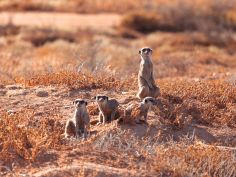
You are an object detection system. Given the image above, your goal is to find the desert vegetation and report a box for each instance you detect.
[0,0,236,176]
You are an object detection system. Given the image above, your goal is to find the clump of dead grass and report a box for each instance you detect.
[157,79,236,127]
[20,28,76,47]
[121,12,165,34]
[120,0,236,38]
[153,142,236,176]
[16,71,136,91]
[0,110,64,164]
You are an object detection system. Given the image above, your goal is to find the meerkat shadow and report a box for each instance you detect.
[89,130,98,135]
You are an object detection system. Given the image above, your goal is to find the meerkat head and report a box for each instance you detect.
[73,99,88,109]
[94,95,109,104]
[142,97,156,107]
[139,47,153,58]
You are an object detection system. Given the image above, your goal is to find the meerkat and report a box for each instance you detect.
[94,95,119,124]
[65,99,90,138]
[137,47,160,99]
[118,97,157,124]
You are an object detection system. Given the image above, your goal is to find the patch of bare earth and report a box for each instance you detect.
[0,82,235,176]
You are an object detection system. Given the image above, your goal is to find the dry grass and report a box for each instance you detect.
[14,70,236,128]
[121,12,163,34]
[120,1,236,35]
[157,79,236,127]
[0,1,236,175]
[0,110,64,164]
[15,71,136,91]
[153,142,236,176]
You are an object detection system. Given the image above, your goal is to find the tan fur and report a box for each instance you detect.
[95,95,119,124]
[65,99,90,138]
[137,47,160,99]
[118,97,156,124]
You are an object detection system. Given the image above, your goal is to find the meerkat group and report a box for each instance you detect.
[65,47,160,139]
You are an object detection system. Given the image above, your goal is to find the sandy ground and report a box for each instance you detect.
[0,84,235,176]
[0,11,235,176]
[0,12,121,31]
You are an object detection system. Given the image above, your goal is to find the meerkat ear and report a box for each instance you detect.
[139,50,141,54]
[73,101,75,105]
[93,96,96,100]
[85,101,88,106]
[106,96,109,100]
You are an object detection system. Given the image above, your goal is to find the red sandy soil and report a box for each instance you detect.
[0,84,235,176]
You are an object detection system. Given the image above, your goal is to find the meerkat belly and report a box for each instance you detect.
[77,117,85,130]
[138,76,149,87]
[139,63,152,81]
[75,111,85,128]
[103,108,112,117]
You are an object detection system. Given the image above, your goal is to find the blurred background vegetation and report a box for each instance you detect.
[0,0,236,82]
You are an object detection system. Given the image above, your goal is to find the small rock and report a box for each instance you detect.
[12,100,21,105]
[34,112,43,116]
[7,110,16,115]
[51,88,57,92]
[0,84,5,89]
[6,85,22,90]
[0,90,7,96]
[7,90,28,97]
[36,90,49,97]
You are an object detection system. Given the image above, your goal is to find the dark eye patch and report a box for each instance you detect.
[104,96,108,100]
[79,100,85,104]
[97,96,102,100]
[142,48,152,53]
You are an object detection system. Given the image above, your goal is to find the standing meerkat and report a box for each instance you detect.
[94,95,119,124]
[118,97,157,124]
[137,47,160,99]
[65,99,90,138]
